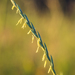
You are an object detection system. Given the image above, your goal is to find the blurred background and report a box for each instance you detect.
[0,0,75,75]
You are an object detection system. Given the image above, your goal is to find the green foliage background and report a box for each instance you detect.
[0,0,75,75]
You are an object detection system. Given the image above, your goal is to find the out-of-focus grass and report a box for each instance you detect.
[0,0,75,75]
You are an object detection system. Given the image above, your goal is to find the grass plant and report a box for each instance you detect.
[10,0,56,75]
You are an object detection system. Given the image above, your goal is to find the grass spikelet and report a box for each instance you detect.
[21,20,27,29]
[32,35,34,43]
[16,18,23,25]
[44,60,47,68]
[48,66,51,73]
[27,30,31,34]
[36,45,39,53]
[42,53,46,61]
